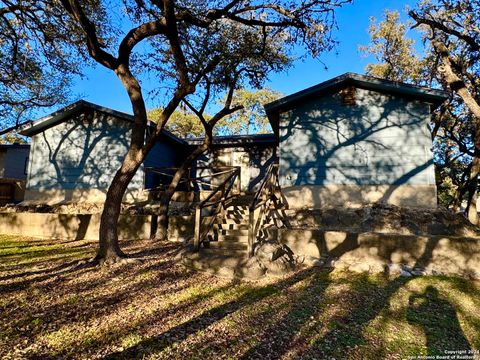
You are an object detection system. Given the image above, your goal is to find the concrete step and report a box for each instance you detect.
[210,228,249,236]
[207,233,249,242]
[213,222,249,230]
[226,204,250,210]
[223,215,249,222]
[207,241,248,250]
[225,207,249,213]
[224,215,248,222]
[218,218,249,226]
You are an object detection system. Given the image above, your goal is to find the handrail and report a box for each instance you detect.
[144,165,238,193]
[193,166,241,250]
[249,162,278,211]
[248,163,280,257]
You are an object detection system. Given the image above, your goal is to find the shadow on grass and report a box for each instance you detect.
[1,237,477,360]
[407,285,471,355]
[105,268,318,359]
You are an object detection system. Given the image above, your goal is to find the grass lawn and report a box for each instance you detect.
[0,234,479,360]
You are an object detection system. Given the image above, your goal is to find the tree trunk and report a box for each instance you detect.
[154,142,210,240]
[452,185,465,212]
[466,157,480,225]
[95,149,145,263]
[433,40,480,225]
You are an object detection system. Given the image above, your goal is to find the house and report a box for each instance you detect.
[17,73,448,209]
[0,143,30,180]
[264,72,448,209]
[18,100,189,204]
[0,143,30,203]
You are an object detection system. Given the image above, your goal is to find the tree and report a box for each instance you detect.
[409,0,480,224]
[44,0,352,263]
[148,107,205,138]
[359,10,429,85]
[216,88,283,135]
[149,88,281,138]
[148,87,281,241]
[0,1,90,129]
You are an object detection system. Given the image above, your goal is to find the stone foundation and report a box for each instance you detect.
[281,184,437,209]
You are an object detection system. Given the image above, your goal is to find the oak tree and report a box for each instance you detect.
[44,0,352,263]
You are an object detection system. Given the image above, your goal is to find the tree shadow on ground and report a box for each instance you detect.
[407,285,472,355]
[1,237,477,360]
[105,268,318,359]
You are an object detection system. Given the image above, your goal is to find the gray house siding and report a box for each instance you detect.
[0,146,29,180]
[278,87,436,208]
[27,111,143,190]
[25,110,145,203]
[143,135,189,189]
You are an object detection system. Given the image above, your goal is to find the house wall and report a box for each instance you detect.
[196,143,276,192]
[143,135,189,190]
[3,147,29,179]
[279,87,436,208]
[0,146,29,180]
[25,111,146,203]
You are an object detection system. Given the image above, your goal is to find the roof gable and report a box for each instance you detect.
[264,72,450,135]
[18,100,186,145]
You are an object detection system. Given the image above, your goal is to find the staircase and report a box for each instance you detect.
[205,204,250,257]
[183,163,287,278]
[204,199,286,255]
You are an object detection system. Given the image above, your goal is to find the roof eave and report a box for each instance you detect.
[264,73,450,135]
[18,100,188,146]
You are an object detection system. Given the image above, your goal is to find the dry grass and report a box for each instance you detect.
[0,234,479,359]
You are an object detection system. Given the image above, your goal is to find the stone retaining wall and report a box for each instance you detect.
[275,229,480,279]
[0,212,149,240]
[1,211,478,278]
[0,212,196,241]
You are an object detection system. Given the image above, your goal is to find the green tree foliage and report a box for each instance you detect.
[360,10,428,84]
[149,88,281,138]
[148,107,205,138]
[217,88,283,135]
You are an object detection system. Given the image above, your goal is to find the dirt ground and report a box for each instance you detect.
[1,235,479,359]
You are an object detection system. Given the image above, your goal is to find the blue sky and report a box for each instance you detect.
[71,1,420,115]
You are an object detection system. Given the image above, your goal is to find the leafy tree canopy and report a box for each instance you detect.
[148,106,206,138]
[217,88,283,135]
[359,9,430,85]
[15,0,353,260]
[0,1,104,128]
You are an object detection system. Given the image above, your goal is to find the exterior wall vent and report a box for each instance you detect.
[340,86,356,106]
[82,110,95,125]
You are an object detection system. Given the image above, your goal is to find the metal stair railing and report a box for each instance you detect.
[144,166,239,193]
